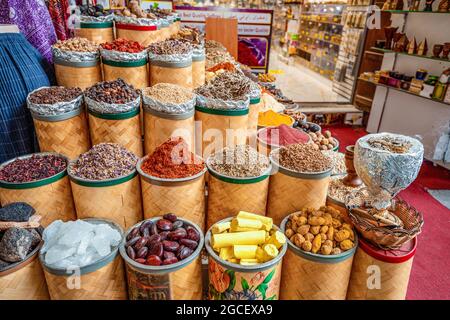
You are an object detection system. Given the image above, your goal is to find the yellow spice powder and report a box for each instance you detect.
[258,110,294,127]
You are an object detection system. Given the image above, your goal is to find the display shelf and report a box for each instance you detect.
[370,47,450,63]
[358,78,450,106]
[301,18,344,26]
[383,10,450,14]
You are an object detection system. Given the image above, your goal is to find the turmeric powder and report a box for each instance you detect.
[258,110,294,127]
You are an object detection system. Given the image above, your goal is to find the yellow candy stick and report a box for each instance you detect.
[262,244,279,262]
[212,230,266,249]
[237,211,273,231]
[228,258,239,263]
[267,231,286,249]
[240,258,259,265]
[212,222,231,234]
[256,247,265,262]
[219,247,234,260]
[233,245,258,259]
[230,218,262,232]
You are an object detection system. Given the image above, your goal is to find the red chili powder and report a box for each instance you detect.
[259,124,310,146]
[141,137,205,179]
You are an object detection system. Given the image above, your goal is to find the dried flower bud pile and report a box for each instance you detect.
[148,39,192,55]
[142,84,194,105]
[285,206,355,255]
[278,143,332,173]
[101,38,145,53]
[53,37,98,52]
[195,72,253,102]
[0,154,67,183]
[211,211,285,265]
[85,79,139,105]
[125,214,200,266]
[28,87,82,105]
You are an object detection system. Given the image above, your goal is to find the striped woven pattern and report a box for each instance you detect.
[170,257,203,299]
[54,63,102,90]
[103,64,149,90]
[192,60,205,88]
[150,64,193,89]
[75,27,114,44]
[116,29,160,46]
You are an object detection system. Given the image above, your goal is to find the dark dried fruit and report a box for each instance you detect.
[172,220,183,230]
[186,226,200,242]
[135,258,146,264]
[163,213,177,222]
[125,236,140,248]
[163,251,176,259]
[127,227,140,240]
[157,219,172,231]
[177,246,193,260]
[162,240,179,252]
[140,221,152,234]
[163,257,179,265]
[127,246,136,260]
[146,255,162,266]
[150,223,159,235]
[148,242,163,257]
[142,227,150,238]
[133,237,147,250]
[136,247,148,259]
[147,234,161,244]
[85,79,139,105]
[28,86,82,105]
[168,228,187,241]
[180,238,198,250]
[159,231,169,241]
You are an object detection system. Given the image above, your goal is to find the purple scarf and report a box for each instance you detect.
[0,0,57,64]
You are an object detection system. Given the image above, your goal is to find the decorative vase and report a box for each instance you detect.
[424,0,435,11]
[433,44,444,58]
[384,26,399,50]
[342,145,363,188]
[442,43,450,60]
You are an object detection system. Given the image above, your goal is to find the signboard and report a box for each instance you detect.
[175,6,274,73]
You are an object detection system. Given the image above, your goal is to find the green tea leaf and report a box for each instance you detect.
[262,268,275,284]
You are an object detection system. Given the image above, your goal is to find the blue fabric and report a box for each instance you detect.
[0,33,50,163]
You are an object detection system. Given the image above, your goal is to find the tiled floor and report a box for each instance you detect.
[268,50,349,103]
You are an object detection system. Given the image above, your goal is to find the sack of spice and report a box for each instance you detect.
[148,39,193,66]
[142,83,195,115]
[273,143,332,174]
[258,124,310,147]
[52,37,100,63]
[26,86,83,116]
[84,79,141,114]
[100,38,148,62]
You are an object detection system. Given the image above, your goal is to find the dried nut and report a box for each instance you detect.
[157,219,173,231]
[127,246,136,260]
[324,240,333,248]
[319,233,327,242]
[297,224,310,236]
[321,245,332,255]
[146,255,162,266]
[285,228,295,238]
[320,225,329,234]
[163,213,178,222]
[310,226,321,235]
[179,238,198,250]
[302,240,312,252]
[335,229,350,242]
[340,239,354,251]
[292,234,305,247]
[331,248,342,255]
[168,228,187,240]
[305,233,314,242]
[298,216,307,225]
[312,234,322,253]
[186,226,200,242]
[323,214,333,226]
[326,226,335,241]
[332,218,342,228]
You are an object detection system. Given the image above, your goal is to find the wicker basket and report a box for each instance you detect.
[195,106,249,159]
[0,241,49,300]
[267,150,331,225]
[137,157,206,231]
[54,58,102,90]
[150,61,193,89]
[248,97,262,147]
[120,217,204,300]
[0,153,76,227]
[103,59,149,90]
[75,21,114,44]
[88,108,143,158]
[68,166,143,230]
[347,238,416,300]
[40,219,127,300]
[205,217,287,300]
[279,214,357,300]
[192,55,205,89]
[116,23,160,46]
[143,108,195,155]
[206,161,270,229]
[32,107,91,160]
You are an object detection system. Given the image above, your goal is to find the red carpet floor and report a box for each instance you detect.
[329,126,450,300]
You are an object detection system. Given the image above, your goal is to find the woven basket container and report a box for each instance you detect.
[267,149,331,225]
[192,57,205,89]
[75,21,114,44]
[143,108,195,155]
[0,153,76,227]
[120,217,204,300]
[103,59,149,89]
[206,161,271,229]
[54,58,102,90]
[137,157,206,231]
[88,108,143,157]
[248,98,262,146]
[205,217,287,300]
[347,238,416,300]
[116,23,159,46]
[40,219,127,300]
[68,166,143,230]
[279,214,357,300]
[195,106,249,159]
[150,61,193,89]
[0,240,49,300]
[326,196,351,224]
[32,107,91,160]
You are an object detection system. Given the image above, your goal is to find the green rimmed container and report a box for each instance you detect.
[267,148,332,225]
[195,105,249,158]
[102,58,149,90]
[68,160,143,230]
[40,218,127,300]
[137,156,207,232]
[87,106,143,157]
[120,217,204,300]
[206,156,271,229]
[0,152,76,227]
[279,214,357,300]
[205,217,287,300]
[54,57,102,90]
[75,21,114,44]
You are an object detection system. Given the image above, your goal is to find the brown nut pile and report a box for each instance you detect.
[148,39,192,55]
[309,130,338,151]
[285,206,355,255]
[53,37,98,52]
[116,0,156,19]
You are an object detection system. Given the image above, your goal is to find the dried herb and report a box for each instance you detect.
[195,72,253,101]
[85,79,139,105]
[29,87,82,105]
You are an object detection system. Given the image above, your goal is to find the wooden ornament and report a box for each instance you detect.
[417,39,428,56]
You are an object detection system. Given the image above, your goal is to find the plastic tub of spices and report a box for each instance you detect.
[347,237,417,300]
[0,153,76,227]
[267,144,332,225]
[257,125,311,158]
[137,138,207,231]
[68,143,143,230]
[120,215,204,300]
[206,145,271,229]
[206,215,287,300]
[39,218,127,300]
[280,209,358,300]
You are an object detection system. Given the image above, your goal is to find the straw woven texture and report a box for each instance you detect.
[248,101,262,146]
[346,247,413,300]
[267,172,329,225]
[143,112,195,155]
[150,64,193,89]
[169,256,203,299]
[71,176,143,230]
[192,60,205,88]
[195,110,248,159]
[206,174,269,229]
[103,64,149,89]
[54,63,102,90]
[116,28,160,46]
[44,255,127,300]
[0,176,76,227]
[141,174,206,231]
[33,111,91,160]
[0,257,49,300]
[280,249,353,300]
[75,27,114,44]
[257,139,272,158]
[88,113,143,157]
